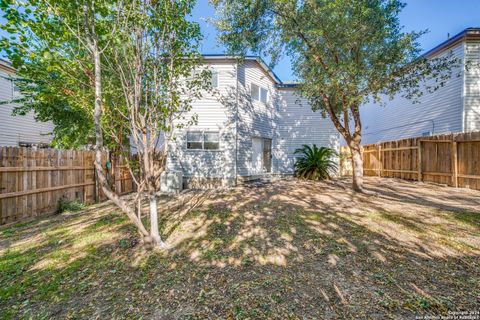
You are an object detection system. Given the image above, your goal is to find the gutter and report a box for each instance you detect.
[234,60,239,185]
[423,27,480,58]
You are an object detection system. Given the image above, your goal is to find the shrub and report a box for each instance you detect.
[294,144,338,180]
[58,199,85,213]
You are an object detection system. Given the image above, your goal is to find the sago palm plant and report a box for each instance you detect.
[294,145,338,180]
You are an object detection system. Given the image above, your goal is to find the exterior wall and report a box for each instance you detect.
[166,58,340,185]
[360,42,465,145]
[167,61,237,185]
[236,60,277,177]
[274,88,340,174]
[0,64,54,146]
[464,40,480,132]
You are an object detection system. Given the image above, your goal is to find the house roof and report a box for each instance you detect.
[203,27,480,87]
[423,27,480,58]
[0,58,15,73]
[202,54,291,86]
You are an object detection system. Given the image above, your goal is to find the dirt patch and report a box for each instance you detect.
[1,177,479,319]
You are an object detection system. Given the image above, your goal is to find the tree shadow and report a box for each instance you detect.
[1,177,479,319]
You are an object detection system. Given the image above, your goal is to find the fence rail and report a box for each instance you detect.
[0,147,134,225]
[341,131,480,191]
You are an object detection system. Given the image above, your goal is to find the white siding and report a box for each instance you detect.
[464,40,480,132]
[360,42,465,144]
[167,61,237,180]
[236,60,277,176]
[166,58,341,181]
[274,88,340,174]
[0,65,54,146]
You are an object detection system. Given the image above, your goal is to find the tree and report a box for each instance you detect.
[0,0,98,148]
[212,0,456,192]
[1,0,207,247]
[93,0,208,247]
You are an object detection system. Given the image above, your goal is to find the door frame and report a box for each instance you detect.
[251,136,272,175]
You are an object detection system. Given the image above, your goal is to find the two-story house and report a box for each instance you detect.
[361,27,480,144]
[166,55,340,187]
[0,58,54,147]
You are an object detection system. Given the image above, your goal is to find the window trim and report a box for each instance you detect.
[189,69,219,89]
[251,83,268,104]
[260,87,268,104]
[211,71,219,88]
[11,79,21,98]
[186,130,221,151]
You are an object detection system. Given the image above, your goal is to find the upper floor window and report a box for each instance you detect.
[187,131,220,150]
[251,83,268,104]
[260,87,268,104]
[211,71,218,88]
[12,80,21,98]
[190,70,219,89]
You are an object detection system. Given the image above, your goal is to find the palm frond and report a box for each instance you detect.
[294,144,337,180]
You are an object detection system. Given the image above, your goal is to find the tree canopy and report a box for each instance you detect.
[1,0,208,247]
[212,0,456,191]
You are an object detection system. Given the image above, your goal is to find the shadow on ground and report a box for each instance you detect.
[0,177,479,319]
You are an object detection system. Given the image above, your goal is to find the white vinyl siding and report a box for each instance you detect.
[166,57,341,182]
[359,42,465,144]
[0,65,54,146]
[167,61,237,180]
[275,88,340,174]
[236,60,277,176]
[464,40,480,132]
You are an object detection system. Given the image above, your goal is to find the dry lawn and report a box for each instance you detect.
[1,177,479,319]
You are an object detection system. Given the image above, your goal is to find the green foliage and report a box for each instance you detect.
[212,0,457,191]
[213,0,457,116]
[294,145,337,180]
[0,0,205,150]
[0,0,106,148]
[58,199,85,213]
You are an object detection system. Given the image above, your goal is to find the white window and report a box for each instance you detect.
[211,71,218,88]
[11,79,21,98]
[187,131,220,150]
[190,70,218,89]
[251,83,268,104]
[260,87,268,104]
[251,83,260,101]
[186,132,203,149]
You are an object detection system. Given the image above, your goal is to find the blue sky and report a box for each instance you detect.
[193,0,480,81]
[1,0,479,81]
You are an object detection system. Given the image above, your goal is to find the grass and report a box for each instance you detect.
[0,177,479,319]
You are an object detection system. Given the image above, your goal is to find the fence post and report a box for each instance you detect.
[93,156,99,203]
[377,145,382,177]
[417,141,422,182]
[452,141,458,188]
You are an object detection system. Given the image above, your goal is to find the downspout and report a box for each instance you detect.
[461,41,466,133]
[234,61,239,185]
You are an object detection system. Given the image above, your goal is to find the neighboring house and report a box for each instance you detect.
[167,55,340,187]
[361,27,480,144]
[0,59,54,147]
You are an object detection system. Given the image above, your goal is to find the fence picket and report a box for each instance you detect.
[340,132,480,191]
[0,147,134,225]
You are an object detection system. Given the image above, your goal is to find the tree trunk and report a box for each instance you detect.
[84,10,150,241]
[349,141,364,192]
[148,194,166,248]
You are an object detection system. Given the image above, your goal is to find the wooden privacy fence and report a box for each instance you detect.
[0,147,134,225]
[341,131,480,191]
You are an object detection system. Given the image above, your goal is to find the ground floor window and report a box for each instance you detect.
[187,131,220,150]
